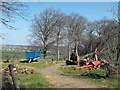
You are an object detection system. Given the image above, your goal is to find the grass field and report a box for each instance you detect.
[1,49,58,88]
[2,50,119,88]
[1,50,25,60]
[1,50,58,61]
[59,66,120,88]
[2,59,56,88]
[16,72,50,88]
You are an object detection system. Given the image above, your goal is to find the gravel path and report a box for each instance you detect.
[39,63,98,88]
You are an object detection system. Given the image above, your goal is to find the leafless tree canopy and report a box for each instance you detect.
[0,0,28,31]
[28,3,119,74]
[29,8,119,66]
[30,8,66,58]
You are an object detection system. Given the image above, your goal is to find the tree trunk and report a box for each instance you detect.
[57,44,59,61]
[76,49,80,66]
[68,41,71,61]
[91,44,93,53]
[68,31,71,61]
[8,64,19,90]
[43,50,47,59]
[75,41,80,66]
[43,40,47,59]
[57,35,60,61]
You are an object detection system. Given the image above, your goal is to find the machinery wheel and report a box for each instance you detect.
[28,58,32,63]
[66,60,71,65]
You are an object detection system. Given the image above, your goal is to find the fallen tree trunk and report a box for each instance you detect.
[8,64,19,90]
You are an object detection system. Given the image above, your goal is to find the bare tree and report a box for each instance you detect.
[117,2,120,86]
[65,14,76,61]
[107,2,120,85]
[54,12,65,61]
[65,13,86,66]
[72,14,86,66]
[84,22,97,54]
[116,1,120,75]
[30,8,65,59]
[0,0,28,37]
[86,18,118,76]
[92,18,118,63]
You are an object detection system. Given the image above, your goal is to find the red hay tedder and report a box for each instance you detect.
[80,42,101,69]
[66,41,102,69]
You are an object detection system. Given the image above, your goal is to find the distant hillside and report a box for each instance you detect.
[1,45,40,51]
[1,45,71,58]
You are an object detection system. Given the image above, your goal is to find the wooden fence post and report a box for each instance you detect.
[8,64,19,90]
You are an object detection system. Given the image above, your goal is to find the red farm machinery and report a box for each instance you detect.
[66,41,106,69]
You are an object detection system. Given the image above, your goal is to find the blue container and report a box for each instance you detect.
[25,51,41,59]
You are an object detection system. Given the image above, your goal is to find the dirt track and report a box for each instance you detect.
[39,63,99,88]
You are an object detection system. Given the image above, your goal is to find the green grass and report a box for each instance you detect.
[1,50,66,88]
[1,50,59,61]
[2,59,56,70]
[90,75,120,88]
[59,66,87,76]
[2,59,57,88]
[1,50,25,60]
[59,66,120,88]
[16,72,50,88]
[28,60,56,69]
